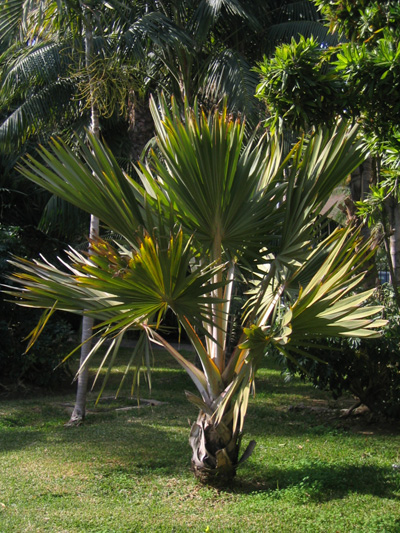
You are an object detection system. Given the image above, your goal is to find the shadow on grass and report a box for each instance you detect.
[0,401,68,452]
[0,428,47,452]
[234,461,400,501]
[1,359,399,505]
[0,401,193,479]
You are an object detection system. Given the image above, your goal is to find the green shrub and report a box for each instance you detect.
[284,287,400,419]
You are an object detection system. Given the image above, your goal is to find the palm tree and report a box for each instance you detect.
[1,0,107,422]
[7,97,385,484]
[1,0,338,424]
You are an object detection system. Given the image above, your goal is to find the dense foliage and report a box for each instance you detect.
[255,1,400,416]
[255,35,345,131]
[0,225,74,390]
[314,0,400,42]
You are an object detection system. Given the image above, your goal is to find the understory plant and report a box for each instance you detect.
[6,97,386,485]
[284,285,400,419]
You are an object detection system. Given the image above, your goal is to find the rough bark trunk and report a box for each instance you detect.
[127,98,155,162]
[349,158,373,241]
[189,411,256,486]
[388,199,400,286]
[189,411,242,485]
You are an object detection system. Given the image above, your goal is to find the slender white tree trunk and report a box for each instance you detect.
[389,200,400,285]
[67,7,100,425]
[67,214,99,424]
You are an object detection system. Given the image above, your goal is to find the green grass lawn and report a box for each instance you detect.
[1,348,399,532]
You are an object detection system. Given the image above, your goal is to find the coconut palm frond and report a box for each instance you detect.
[38,196,89,240]
[121,11,193,60]
[1,41,72,101]
[0,0,24,45]
[191,0,261,42]
[276,1,320,23]
[266,20,336,50]
[203,50,260,118]
[0,80,77,150]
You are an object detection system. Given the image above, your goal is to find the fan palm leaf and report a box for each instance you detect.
[138,95,283,260]
[18,132,145,241]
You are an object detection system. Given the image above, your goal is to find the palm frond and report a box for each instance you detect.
[17,131,145,240]
[265,20,335,49]
[38,196,89,240]
[121,11,193,60]
[0,80,76,150]
[6,227,226,335]
[274,120,367,267]
[203,50,260,118]
[238,224,379,379]
[139,95,283,259]
[0,0,24,45]
[241,226,385,364]
[1,41,72,101]
[191,0,260,42]
[276,1,320,22]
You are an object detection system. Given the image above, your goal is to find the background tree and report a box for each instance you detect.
[254,1,400,413]
[0,0,189,405]
[255,2,400,292]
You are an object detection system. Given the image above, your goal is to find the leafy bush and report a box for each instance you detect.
[0,225,74,391]
[284,287,400,419]
[255,36,347,131]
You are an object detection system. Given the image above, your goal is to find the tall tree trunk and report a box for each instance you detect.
[349,158,373,231]
[67,215,98,425]
[127,97,154,162]
[387,197,400,301]
[67,7,99,425]
[344,157,380,288]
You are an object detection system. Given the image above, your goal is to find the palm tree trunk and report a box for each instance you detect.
[127,97,154,161]
[344,158,379,288]
[388,199,400,289]
[189,410,242,485]
[189,409,256,486]
[67,214,98,425]
[67,6,99,425]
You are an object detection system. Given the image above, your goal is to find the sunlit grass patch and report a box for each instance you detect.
[1,352,399,532]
